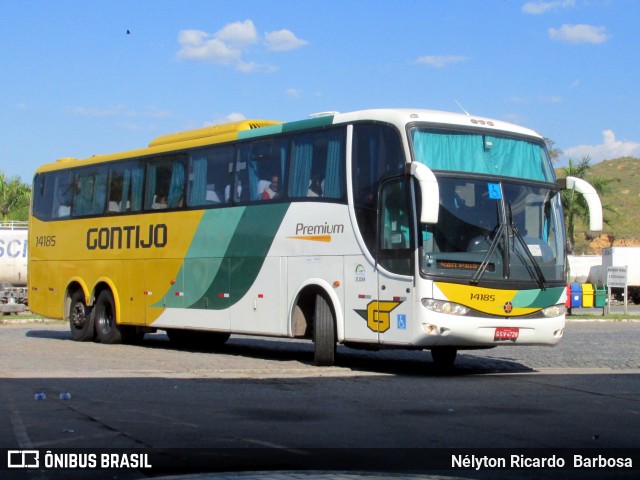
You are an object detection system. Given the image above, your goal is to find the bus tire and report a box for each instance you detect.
[94,290,122,344]
[313,294,336,366]
[69,290,94,342]
[431,347,457,370]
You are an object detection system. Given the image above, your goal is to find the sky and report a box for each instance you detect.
[2,0,639,183]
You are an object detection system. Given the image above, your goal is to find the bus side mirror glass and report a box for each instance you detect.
[410,162,439,224]
[558,176,603,231]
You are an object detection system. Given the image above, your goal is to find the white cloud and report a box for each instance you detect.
[177,20,306,73]
[215,19,258,46]
[522,0,575,15]
[265,29,308,51]
[225,112,246,122]
[205,112,247,126]
[177,28,242,65]
[415,55,468,68]
[548,24,609,44]
[286,88,302,98]
[564,130,640,163]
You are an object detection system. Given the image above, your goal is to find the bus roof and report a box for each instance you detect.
[332,108,542,139]
[35,108,542,175]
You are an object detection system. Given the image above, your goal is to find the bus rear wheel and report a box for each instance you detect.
[94,290,122,344]
[313,294,336,366]
[69,290,94,342]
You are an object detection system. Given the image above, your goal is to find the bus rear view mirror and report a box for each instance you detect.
[410,162,439,224]
[558,176,603,231]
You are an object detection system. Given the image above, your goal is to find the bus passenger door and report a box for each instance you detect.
[343,255,380,344]
[375,178,415,345]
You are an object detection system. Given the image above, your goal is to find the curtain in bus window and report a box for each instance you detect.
[92,172,107,214]
[485,136,546,181]
[280,144,287,187]
[413,131,549,181]
[145,164,157,208]
[290,135,313,197]
[121,169,131,212]
[74,175,94,216]
[130,165,144,211]
[189,156,207,206]
[413,131,484,173]
[168,161,185,207]
[247,155,259,200]
[324,134,343,198]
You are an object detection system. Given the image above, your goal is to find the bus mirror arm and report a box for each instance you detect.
[409,162,439,224]
[559,176,603,231]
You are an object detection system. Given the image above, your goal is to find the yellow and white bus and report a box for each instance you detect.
[28,109,602,367]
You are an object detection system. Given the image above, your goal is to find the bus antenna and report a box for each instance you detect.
[454,100,470,116]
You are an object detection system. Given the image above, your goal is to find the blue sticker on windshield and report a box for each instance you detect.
[488,183,502,199]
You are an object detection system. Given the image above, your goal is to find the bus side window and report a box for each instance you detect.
[187,145,233,207]
[73,166,108,217]
[237,139,287,202]
[53,172,75,219]
[108,160,144,213]
[378,178,412,275]
[145,155,187,210]
[32,173,55,221]
[287,128,345,201]
[352,123,405,255]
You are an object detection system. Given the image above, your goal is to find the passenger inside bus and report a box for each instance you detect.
[152,193,168,209]
[307,175,323,197]
[261,175,281,200]
[205,184,221,203]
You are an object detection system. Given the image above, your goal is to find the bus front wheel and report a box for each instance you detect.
[94,290,122,344]
[313,294,336,366]
[69,290,94,342]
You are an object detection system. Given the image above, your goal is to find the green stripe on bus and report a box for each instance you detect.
[513,286,564,308]
[282,116,334,133]
[238,124,284,140]
[237,116,335,141]
[157,203,290,310]
[197,203,290,309]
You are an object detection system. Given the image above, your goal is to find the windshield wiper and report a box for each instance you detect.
[510,223,547,290]
[470,223,505,285]
[505,202,547,290]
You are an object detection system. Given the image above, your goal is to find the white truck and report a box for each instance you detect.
[0,221,28,313]
[589,247,640,304]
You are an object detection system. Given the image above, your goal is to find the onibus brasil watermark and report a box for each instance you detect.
[7,450,152,469]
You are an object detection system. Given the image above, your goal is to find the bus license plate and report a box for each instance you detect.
[494,327,519,341]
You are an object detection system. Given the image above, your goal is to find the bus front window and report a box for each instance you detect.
[420,177,565,287]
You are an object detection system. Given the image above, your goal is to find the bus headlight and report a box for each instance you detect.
[422,298,469,316]
[542,304,564,317]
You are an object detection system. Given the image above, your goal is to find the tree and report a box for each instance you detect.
[544,137,563,164]
[0,171,31,221]
[560,156,618,253]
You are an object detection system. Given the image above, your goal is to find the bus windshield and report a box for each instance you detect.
[410,127,565,287]
[419,176,566,287]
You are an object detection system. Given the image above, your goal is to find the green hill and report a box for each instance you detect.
[558,156,640,253]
